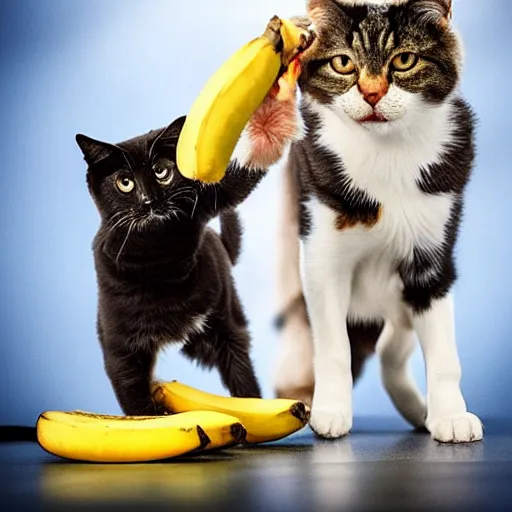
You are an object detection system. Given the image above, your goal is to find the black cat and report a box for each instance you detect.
[76,59,302,415]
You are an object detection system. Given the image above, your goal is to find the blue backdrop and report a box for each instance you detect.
[0,0,510,426]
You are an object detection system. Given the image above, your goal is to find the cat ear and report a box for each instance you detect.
[440,0,453,26]
[306,0,356,34]
[307,0,335,29]
[409,0,453,30]
[289,15,313,32]
[149,116,187,156]
[75,134,119,166]
[160,115,187,141]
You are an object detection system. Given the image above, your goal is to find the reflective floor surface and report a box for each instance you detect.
[1,417,511,511]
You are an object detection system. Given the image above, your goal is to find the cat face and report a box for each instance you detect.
[299,0,461,134]
[76,116,195,239]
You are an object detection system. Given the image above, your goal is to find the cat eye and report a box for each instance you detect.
[115,175,135,194]
[392,52,418,72]
[331,55,356,75]
[153,160,174,186]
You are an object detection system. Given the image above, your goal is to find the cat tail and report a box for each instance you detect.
[272,148,383,406]
[272,149,315,406]
[220,209,243,266]
[273,149,305,331]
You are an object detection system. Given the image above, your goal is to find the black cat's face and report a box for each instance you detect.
[76,116,196,240]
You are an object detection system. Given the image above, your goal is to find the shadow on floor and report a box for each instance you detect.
[1,417,511,511]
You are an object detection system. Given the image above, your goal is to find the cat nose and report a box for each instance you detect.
[138,192,151,205]
[140,198,152,212]
[358,72,389,107]
[363,91,384,107]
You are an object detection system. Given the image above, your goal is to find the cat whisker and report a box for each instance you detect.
[109,213,135,233]
[115,219,136,263]
[105,213,127,231]
[175,192,199,201]
[168,192,195,203]
[108,211,126,223]
[134,217,150,232]
[168,207,181,221]
[191,192,199,219]
[168,187,197,200]
[167,189,200,218]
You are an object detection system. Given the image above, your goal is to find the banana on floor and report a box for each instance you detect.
[152,381,310,444]
[37,409,246,463]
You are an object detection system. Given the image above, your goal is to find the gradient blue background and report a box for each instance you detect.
[0,0,510,426]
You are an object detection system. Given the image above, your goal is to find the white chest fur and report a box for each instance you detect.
[301,98,458,322]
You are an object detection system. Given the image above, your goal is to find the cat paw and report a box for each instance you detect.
[427,413,483,443]
[310,409,352,439]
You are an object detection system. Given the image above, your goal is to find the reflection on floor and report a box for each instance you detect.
[1,417,511,511]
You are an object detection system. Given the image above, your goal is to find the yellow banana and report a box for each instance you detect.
[176,16,312,184]
[37,409,245,463]
[152,381,310,444]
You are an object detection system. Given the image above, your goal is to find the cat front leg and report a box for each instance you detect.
[413,293,483,443]
[103,346,162,416]
[231,60,304,172]
[302,234,355,439]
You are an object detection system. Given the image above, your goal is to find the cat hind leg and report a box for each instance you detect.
[273,293,315,407]
[181,310,262,399]
[376,321,427,429]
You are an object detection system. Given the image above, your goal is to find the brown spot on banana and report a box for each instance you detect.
[196,425,211,450]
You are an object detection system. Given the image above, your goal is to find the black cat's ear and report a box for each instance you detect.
[75,134,119,166]
[160,115,187,141]
[149,116,187,156]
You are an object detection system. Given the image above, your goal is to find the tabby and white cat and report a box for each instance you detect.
[273,0,483,443]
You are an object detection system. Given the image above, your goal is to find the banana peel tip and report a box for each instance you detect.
[290,402,310,425]
[230,422,248,445]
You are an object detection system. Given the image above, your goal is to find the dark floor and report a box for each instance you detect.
[1,417,511,511]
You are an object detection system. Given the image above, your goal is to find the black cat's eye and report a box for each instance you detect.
[115,175,135,194]
[392,52,418,72]
[153,159,174,186]
[331,55,356,75]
